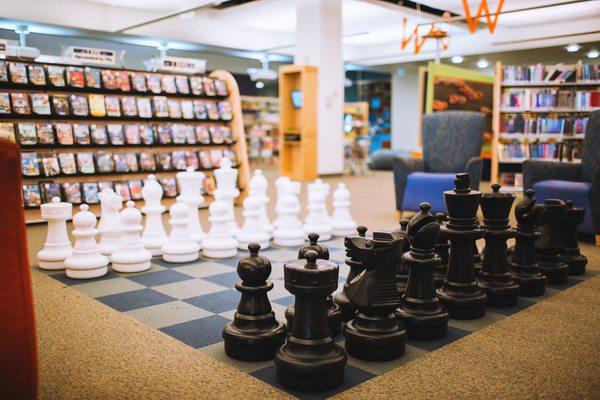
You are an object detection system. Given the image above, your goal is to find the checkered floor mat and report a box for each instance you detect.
[41,237,597,399]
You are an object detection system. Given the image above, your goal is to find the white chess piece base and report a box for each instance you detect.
[202,247,238,259]
[99,236,120,256]
[237,238,270,250]
[163,252,199,263]
[112,261,152,273]
[65,255,109,279]
[162,243,200,263]
[66,266,108,279]
[38,259,66,270]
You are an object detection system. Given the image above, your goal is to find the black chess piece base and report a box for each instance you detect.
[510,272,547,297]
[562,254,587,275]
[477,278,519,307]
[275,336,346,391]
[343,313,406,361]
[434,269,446,288]
[285,299,342,336]
[539,260,569,285]
[436,283,487,319]
[395,308,448,340]
[333,291,356,322]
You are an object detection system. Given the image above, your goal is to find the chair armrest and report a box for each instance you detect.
[522,159,581,189]
[465,157,482,191]
[393,156,426,211]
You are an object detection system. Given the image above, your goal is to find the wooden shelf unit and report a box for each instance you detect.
[491,61,599,189]
[278,65,318,181]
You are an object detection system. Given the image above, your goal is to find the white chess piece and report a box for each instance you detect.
[236,195,270,250]
[176,166,207,245]
[98,188,123,256]
[249,169,273,238]
[141,175,168,256]
[303,191,333,241]
[111,201,152,273]
[331,183,357,236]
[202,199,238,258]
[162,199,200,263]
[273,177,301,228]
[273,193,305,247]
[64,204,109,279]
[213,157,240,236]
[37,197,73,270]
[307,178,331,221]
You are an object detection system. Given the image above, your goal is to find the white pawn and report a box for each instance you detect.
[213,157,240,236]
[273,193,305,247]
[162,199,200,263]
[273,177,301,228]
[98,189,123,256]
[141,175,168,256]
[249,169,273,238]
[202,200,238,258]
[176,166,207,245]
[37,197,73,270]
[65,204,109,279]
[111,201,152,273]
[303,191,333,241]
[331,183,357,236]
[307,178,331,221]
[237,195,270,250]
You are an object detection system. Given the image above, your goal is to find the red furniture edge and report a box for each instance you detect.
[0,140,38,399]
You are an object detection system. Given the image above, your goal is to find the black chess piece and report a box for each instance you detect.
[395,203,449,340]
[477,184,520,307]
[436,173,487,319]
[535,199,569,285]
[509,189,547,296]
[433,213,449,287]
[274,251,347,391]
[343,231,407,361]
[394,220,410,295]
[286,233,342,336]
[559,201,588,275]
[334,226,368,322]
[473,240,482,276]
[222,243,287,361]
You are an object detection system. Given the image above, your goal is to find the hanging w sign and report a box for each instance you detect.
[462,0,506,34]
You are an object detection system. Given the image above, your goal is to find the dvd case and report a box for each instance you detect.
[121,96,138,117]
[52,94,70,116]
[189,76,204,96]
[181,100,194,119]
[210,149,223,167]
[0,92,10,114]
[171,124,187,144]
[23,184,42,208]
[0,61,8,82]
[11,93,31,114]
[137,97,152,118]
[195,125,211,144]
[130,73,147,92]
[107,124,125,145]
[185,151,199,170]
[214,79,229,96]
[40,153,60,177]
[125,153,139,172]
[203,174,216,196]
[67,66,85,88]
[113,153,129,172]
[155,152,172,171]
[198,150,212,169]
[167,99,182,119]
[159,177,178,197]
[55,123,74,145]
[31,93,52,115]
[84,67,101,89]
[146,74,162,94]
[69,94,89,116]
[184,124,196,144]
[205,101,220,120]
[139,152,156,172]
[9,62,28,84]
[124,124,141,145]
[82,182,100,204]
[139,124,154,145]
[98,181,115,192]
[88,94,107,117]
[40,181,62,203]
[17,123,38,145]
[62,182,82,204]
[114,181,131,201]
[77,152,95,174]
[73,124,91,145]
[175,75,190,94]
[218,101,233,120]
[128,180,143,200]
[161,75,177,94]
[95,152,115,173]
[221,126,234,144]
[28,64,47,86]
[47,65,66,87]
[21,152,40,176]
[0,122,15,142]
[90,124,109,145]
[116,71,131,91]
[155,124,172,144]
[58,153,77,175]
[202,77,217,96]
[36,123,55,145]
[172,150,187,170]
[208,125,224,144]
[192,100,208,120]
[153,96,169,118]
[101,69,118,90]
[105,95,121,117]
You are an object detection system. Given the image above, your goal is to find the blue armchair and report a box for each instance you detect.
[393,111,484,214]
[523,110,600,239]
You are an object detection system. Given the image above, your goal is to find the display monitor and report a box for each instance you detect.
[291,90,303,109]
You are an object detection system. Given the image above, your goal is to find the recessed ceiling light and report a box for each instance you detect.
[451,55,464,64]
[565,44,581,53]
[255,81,265,89]
[476,59,489,69]
[587,50,599,59]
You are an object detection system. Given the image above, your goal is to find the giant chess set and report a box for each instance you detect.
[37,162,596,398]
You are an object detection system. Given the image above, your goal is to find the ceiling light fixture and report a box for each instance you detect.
[451,55,464,64]
[587,50,599,59]
[565,44,581,53]
[476,59,489,69]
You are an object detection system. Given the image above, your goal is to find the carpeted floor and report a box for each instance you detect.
[26,165,600,399]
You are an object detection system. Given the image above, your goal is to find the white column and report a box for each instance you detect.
[391,65,421,151]
[295,0,344,175]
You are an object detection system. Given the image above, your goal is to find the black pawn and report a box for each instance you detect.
[286,233,341,336]
[395,203,449,339]
[477,184,520,307]
[394,220,410,295]
[222,243,287,361]
[535,199,569,284]
[559,201,588,275]
[509,189,547,296]
[433,213,449,287]
[334,226,368,322]
[344,231,407,361]
[275,251,347,391]
[436,173,487,319]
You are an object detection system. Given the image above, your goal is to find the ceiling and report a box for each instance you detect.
[0,0,598,67]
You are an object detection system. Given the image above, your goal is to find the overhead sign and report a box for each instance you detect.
[0,39,6,59]
[67,46,116,65]
[160,56,206,74]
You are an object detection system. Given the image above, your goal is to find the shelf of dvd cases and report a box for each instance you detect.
[491,61,598,189]
[0,59,250,222]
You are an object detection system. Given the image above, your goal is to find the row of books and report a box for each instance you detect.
[0,61,228,97]
[498,141,560,160]
[0,91,233,120]
[1,121,234,147]
[502,88,600,110]
[21,149,236,178]
[502,63,599,83]
[23,174,217,208]
[500,114,588,134]
[499,172,523,188]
